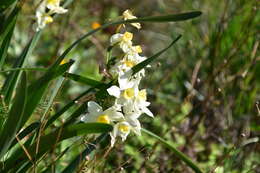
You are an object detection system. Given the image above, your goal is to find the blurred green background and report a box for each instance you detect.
[5,0,260,172]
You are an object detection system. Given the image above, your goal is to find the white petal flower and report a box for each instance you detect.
[110,121,131,146]
[35,13,54,31]
[123,9,141,29]
[110,32,133,53]
[107,85,121,98]
[133,89,154,117]
[107,84,153,118]
[110,117,141,146]
[46,0,68,14]
[34,0,67,31]
[81,101,124,123]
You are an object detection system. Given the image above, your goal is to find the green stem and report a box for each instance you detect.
[142,128,203,173]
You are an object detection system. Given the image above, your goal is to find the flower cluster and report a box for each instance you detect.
[81,10,153,146]
[35,0,68,31]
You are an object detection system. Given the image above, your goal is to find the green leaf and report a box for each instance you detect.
[40,73,66,123]
[19,61,74,128]
[0,25,15,67]
[1,32,41,105]
[9,121,40,149]
[142,128,203,173]
[123,11,202,23]
[41,145,72,173]
[0,4,19,38]
[51,11,201,68]
[0,72,27,159]
[2,123,112,172]
[64,72,108,89]
[0,0,17,12]
[0,67,47,73]
[0,5,20,68]
[132,35,182,75]
[62,133,108,173]
[63,102,87,127]
[45,87,94,128]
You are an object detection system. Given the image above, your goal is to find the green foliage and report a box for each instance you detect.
[0,72,27,158]
[0,0,258,172]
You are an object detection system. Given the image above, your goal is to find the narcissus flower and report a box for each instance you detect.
[107,85,153,117]
[46,0,68,13]
[110,117,141,146]
[110,32,134,53]
[123,9,141,29]
[35,0,67,31]
[81,101,124,124]
[94,9,153,147]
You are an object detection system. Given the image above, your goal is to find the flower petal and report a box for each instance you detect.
[107,85,121,98]
[88,101,103,113]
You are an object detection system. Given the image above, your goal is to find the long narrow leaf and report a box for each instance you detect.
[64,72,108,89]
[0,5,20,69]
[0,0,17,12]
[132,35,182,75]
[9,122,40,149]
[41,145,72,173]
[0,72,27,159]
[142,128,203,173]
[1,32,41,104]
[2,123,112,172]
[0,23,15,68]
[45,87,94,128]
[62,133,108,173]
[51,11,201,68]
[19,61,74,128]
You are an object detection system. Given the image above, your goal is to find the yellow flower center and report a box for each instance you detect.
[97,114,110,124]
[123,88,135,99]
[47,0,58,5]
[134,45,142,53]
[118,124,130,133]
[122,32,133,42]
[138,89,147,100]
[60,59,67,65]
[44,15,53,24]
[124,60,136,67]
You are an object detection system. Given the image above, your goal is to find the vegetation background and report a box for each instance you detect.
[1,0,259,172]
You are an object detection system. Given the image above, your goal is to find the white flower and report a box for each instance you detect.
[107,85,137,104]
[107,85,153,117]
[81,101,124,124]
[35,12,54,31]
[123,9,141,29]
[46,0,68,13]
[110,117,141,146]
[110,54,147,89]
[35,0,67,31]
[110,32,133,53]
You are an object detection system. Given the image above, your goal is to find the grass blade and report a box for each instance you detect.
[2,123,112,172]
[45,87,94,128]
[51,11,201,68]
[9,121,40,149]
[64,72,108,89]
[0,23,16,68]
[0,5,20,69]
[41,145,72,173]
[1,32,41,105]
[19,61,74,128]
[142,128,203,173]
[0,72,27,159]
[62,133,108,173]
[132,35,182,75]
[0,0,17,12]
